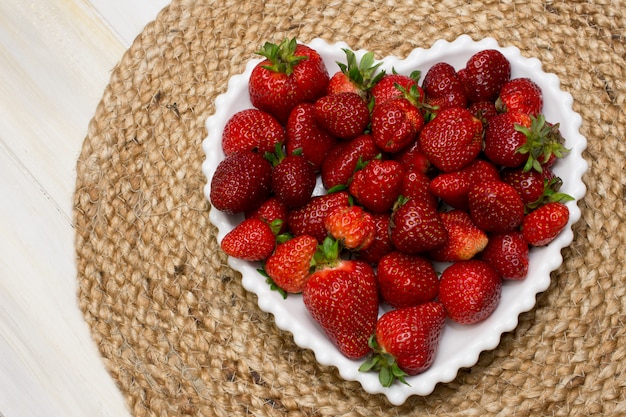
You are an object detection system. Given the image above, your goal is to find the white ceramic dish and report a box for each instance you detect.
[202,35,588,405]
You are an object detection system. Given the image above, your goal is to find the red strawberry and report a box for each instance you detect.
[210,150,273,214]
[324,205,376,251]
[371,96,424,153]
[422,62,467,111]
[314,92,370,140]
[428,210,488,262]
[429,158,500,211]
[327,49,385,98]
[376,251,439,308]
[249,38,329,124]
[359,302,446,385]
[321,133,378,190]
[220,218,276,261]
[264,234,318,293]
[514,114,569,173]
[480,231,529,279]
[457,49,511,103]
[484,111,533,168]
[468,180,525,233]
[468,100,499,125]
[286,102,337,171]
[245,196,289,235]
[287,191,351,243]
[221,108,285,156]
[390,198,448,254]
[268,149,316,208]
[393,139,432,174]
[303,245,379,359]
[370,72,421,107]
[349,159,405,213]
[496,77,543,116]
[356,213,394,265]
[501,166,551,206]
[419,106,483,172]
[521,201,570,246]
[401,167,438,209]
[439,260,502,325]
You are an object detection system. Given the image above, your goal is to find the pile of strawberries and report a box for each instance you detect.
[209,38,572,387]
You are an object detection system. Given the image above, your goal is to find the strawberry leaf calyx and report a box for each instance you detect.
[257,267,288,299]
[514,114,570,173]
[313,236,342,266]
[525,177,574,212]
[358,335,410,387]
[337,49,386,92]
[257,38,308,76]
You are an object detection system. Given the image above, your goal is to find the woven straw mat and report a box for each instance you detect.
[73,0,625,415]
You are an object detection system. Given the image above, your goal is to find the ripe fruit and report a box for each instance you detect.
[245,196,289,235]
[458,49,511,102]
[481,231,529,279]
[370,72,421,107]
[286,103,337,171]
[496,77,543,116]
[359,302,446,385]
[324,205,376,251]
[269,150,317,208]
[376,251,439,308]
[303,250,379,359]
[220,218,276,261]
[287,191,351,243]
[221,108,285,156]
[400,167,438,210]
[390,198,448,254]
[371,97,424,153]
[314,92,370,139]
[321,133,378,190]
[422,62,467,111]
[326,49,385,98]
[349,159,405,213]
[521,201,570,246]
[264,234,318,293]
[356,213,394,265]
[249,38,329,124]
[419,107,483,172]
[484,111,533,168]
[468,180,525,233]
[439,260,502,324]
[210,150,273,215]
[428,210,489,262]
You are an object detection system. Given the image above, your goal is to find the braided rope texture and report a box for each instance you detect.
[74,0,625,415]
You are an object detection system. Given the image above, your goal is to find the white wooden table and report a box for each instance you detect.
[0,1,170,416]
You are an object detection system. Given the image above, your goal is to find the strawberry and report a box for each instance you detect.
[245,196,289,235]
[439,260,502,324]
[314,92,370,140]
[210,150,273,214]
[376,251,439,308]
[359,302,446,385]
[285,102,337,171]
[500,166,573,210]
[429,159,500,211]
[267,148,316,208]
[371,96,424,153]
[390,198,448,254]
[483,111,533,168]
[249,38,329,124]
[467,180,525,233]
[468,100,499,125]
[419,107,483,172]
[287,191,351,243]
[480,231,529,279]
[220,218,276,261]
[393,139,432,174]
[457,49,511,103]
[370,71,421,107]
[496,77,543,116]
[264,234,318,293]
[401,167,438,210]
[521,201,570,246]
[303,239,379,359]
[321,133,378,190]
[422,62,467,111]
[428,210,489,262]
[349,158,405,213]
[356,212,394,265]
[327,49,385,98]
[221,108,285,156]
[324,205,376,251]
[514,114,569,173]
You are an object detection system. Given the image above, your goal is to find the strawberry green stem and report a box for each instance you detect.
[257,38,308,76]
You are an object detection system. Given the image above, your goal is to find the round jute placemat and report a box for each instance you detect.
[74,0,625,415]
